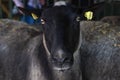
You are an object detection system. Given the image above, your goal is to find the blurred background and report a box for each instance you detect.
[0,0,120,21]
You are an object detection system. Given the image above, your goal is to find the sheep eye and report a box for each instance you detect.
[76,16,80,22]
[41,19,45,24]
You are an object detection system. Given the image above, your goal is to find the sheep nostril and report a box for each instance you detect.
[52,56,72,64]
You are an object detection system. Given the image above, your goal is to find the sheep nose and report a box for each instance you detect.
[52,49,73,64]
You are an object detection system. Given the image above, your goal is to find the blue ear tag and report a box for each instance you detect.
[84,11,93,20]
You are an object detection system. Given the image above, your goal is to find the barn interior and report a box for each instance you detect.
[0,0,120,80]
[0,0,120,22]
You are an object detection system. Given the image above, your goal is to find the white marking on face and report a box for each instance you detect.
[54,1,66,6]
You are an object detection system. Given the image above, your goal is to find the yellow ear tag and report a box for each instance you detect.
[84,11,93,20]
[31,13,39,20]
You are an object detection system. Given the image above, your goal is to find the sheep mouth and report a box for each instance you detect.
[53,65,71,71]
[50,58,73,71]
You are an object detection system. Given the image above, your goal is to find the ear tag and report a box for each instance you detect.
[31,13,39,20]
[84,11,93,20]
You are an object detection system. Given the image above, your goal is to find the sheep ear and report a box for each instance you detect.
[74,2,105,20]
[17,7,31,15]
[17,7,42,19]
[80,2,104,12]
